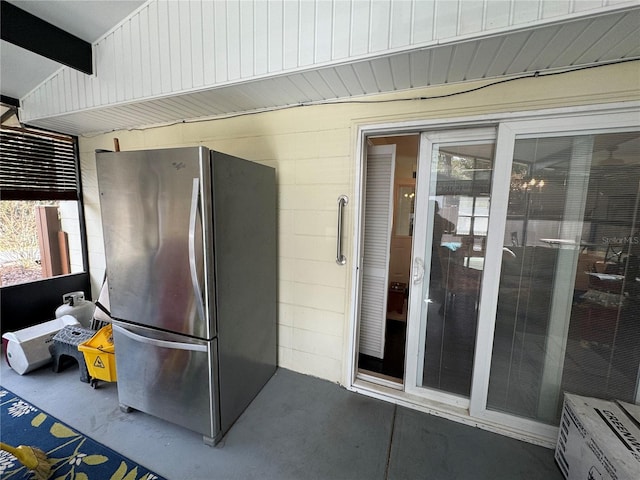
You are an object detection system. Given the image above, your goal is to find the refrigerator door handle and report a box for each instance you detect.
[189,177,207,325]
[114,324,207,352]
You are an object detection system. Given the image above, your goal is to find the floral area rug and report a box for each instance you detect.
[0,387,165,480]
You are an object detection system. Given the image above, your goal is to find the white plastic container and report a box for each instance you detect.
[55,291,95,328]
[2,315,80,375]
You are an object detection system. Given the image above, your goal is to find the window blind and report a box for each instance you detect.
[360,145,396,359]
[0,126,78,200]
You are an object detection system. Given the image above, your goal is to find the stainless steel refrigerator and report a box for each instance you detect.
[96,146,276,445]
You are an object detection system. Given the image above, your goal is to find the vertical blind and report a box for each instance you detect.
[0,126,78,200]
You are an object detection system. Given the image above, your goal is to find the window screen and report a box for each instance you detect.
[0,126,78,200]
[0,126,84,287]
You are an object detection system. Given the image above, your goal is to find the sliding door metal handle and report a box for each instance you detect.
[336,195,349,265]
[413,257,425,284]
[188,178,206,324]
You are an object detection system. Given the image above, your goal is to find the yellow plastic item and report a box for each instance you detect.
[78,324,117,384]
[0,441,51,479]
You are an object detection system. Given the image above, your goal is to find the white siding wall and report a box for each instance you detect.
[20,0,635,124]
[78,61,638,384]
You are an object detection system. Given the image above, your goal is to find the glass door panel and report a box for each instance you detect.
[487,131,640,424]
[410,132,496,400]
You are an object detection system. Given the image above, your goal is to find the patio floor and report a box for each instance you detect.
[0,356,563,479]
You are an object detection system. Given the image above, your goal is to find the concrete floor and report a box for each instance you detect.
[1,357,563,480]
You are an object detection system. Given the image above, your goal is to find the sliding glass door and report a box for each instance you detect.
[353,108,640,443]
[406,129,496,405]
[486,131,640,424]
[398,110,639,440]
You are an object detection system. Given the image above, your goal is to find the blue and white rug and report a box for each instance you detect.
[0,387,165,480]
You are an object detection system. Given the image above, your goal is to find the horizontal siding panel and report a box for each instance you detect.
[582,11,640,62]
[389,0,412,48]
[315,0,333,64]
[334,65,365,97]
[409,50,430,89]
[190,1,205,88]
[459,0,484,35]
[318,68,349,98]
[572,1,607,14]
[369,58,394,92]
[332,0,351,59]
[130,16,143,99]
[465,36,505,79]
[254,0,268,76]
[428,45,454,85]
[158,0,172,94]
[484,0,512,30]
[225,0,241,81]
[283,0,299,70]
[526,17,590,69]
[601,32,640,61]
[352,61,380,94]
[211,87,262,112]
[389,54,411,90]
[299,0,315,66]
[75,70,86,110]
[287,73,324,101]
[370,0,391,53]
[239,81,281,109]
[350,0,371,56]
[447,42,480,83]
[267,0,283,72]
[435,0,460,39]
[240,0,255,78]
[191,90,239,114]
[213,0,228,83]
[115,24,127,102]
[541,0,572,18]
[302,70,339,100]
[512,0,542,25]
[202,0,216,84]
[413,0,436,44]
[485,31,532,77]
[177,1,193,90]
[506,26,559,73]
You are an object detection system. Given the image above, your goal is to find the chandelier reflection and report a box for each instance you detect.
[512,177,545,192]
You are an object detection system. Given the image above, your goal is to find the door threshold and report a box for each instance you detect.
[357,369,403,390]
[350,377,557,449]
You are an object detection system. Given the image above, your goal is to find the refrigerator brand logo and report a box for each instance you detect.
[172,162,186,170]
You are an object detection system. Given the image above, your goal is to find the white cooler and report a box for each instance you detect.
[2,315,80,375]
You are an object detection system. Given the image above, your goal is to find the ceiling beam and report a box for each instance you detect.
[1,95,19,108]
[0,0,93,75]
[1,106,18,124]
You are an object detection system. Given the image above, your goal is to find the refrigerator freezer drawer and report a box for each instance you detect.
[112,324,219,440]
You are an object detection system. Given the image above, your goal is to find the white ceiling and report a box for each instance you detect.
[1,0,145,100]
[2,1,639,136]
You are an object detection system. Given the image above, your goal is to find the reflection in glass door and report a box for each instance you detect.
[487,131,640,424]
[409,130,496,400]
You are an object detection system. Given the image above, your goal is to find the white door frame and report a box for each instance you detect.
[345,101,640,446]
[404,128,497,410]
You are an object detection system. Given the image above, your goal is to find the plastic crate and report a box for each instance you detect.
[78,324,117,384]
[2,316,80,375]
